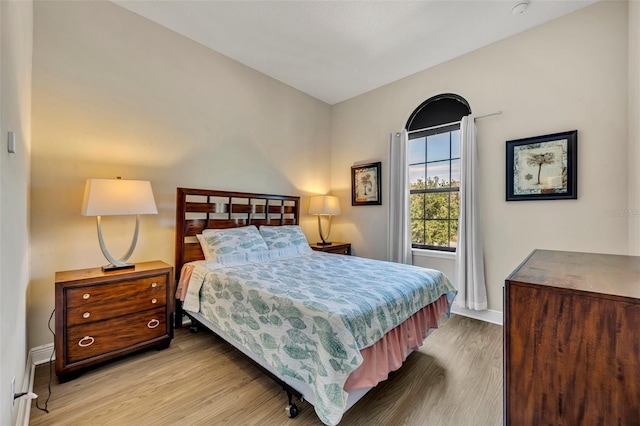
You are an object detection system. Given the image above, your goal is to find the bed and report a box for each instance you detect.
[174,188,456,425]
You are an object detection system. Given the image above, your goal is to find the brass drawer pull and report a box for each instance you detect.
[151,298,157,304]
[82,293,90,300]
[83,312,91,319]
[151,282,158,288]
[78,336,95,347]
[147,319,160,329]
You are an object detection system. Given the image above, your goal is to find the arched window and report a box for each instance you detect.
[406,94,471,251]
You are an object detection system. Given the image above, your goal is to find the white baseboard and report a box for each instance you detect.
[31,343,55,366]
[16,343,54,426]
[451,305,503,326]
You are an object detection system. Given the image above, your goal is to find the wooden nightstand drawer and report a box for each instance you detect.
[66,275,166,308]
[66,307,167,363]
[323,245,351,255]
[66,276,167,326]
[55,261,173,378]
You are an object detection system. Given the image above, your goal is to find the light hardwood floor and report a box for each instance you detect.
[30,314,503,425]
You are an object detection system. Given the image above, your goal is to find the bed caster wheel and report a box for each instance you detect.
[189,324,198,333]
[285,403,299,418]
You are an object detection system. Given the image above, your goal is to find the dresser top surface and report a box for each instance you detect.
[507,249,640,299]
[55,260,172,284]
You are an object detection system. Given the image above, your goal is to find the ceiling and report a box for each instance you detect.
[113,0,598,105]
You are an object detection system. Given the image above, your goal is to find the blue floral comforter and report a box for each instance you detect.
[183,246,456,425]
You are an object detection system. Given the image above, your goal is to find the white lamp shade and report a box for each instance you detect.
[81,179,158,216]
[308,195,341,215]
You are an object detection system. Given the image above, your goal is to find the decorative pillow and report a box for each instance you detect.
[259,225,309,250]
[198,225,268,259]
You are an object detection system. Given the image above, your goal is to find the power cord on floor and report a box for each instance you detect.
[34,308,55,414]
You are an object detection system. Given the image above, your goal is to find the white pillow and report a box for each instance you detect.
[195,234,214,260]
[259,225,309,250]
[198,225,269,259]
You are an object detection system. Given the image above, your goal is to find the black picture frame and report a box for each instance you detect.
[506,130,577,201]
[351,162,381,206]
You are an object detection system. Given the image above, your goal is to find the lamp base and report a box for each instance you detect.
[102,263,135,272]
[316,241,332,246]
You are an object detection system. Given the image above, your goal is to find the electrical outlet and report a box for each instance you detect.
[11,376,15,413]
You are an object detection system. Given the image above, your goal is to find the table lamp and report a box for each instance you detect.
[81,178,158,271]
[308,195,341,245]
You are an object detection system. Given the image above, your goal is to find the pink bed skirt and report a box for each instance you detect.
[176,264,195,301]
[343,294,449,391]
[177,265,449,392]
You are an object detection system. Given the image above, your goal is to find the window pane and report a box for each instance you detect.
[450,191,460,220]
[426,160,451,188]
[426,132,450,162]
[425,220,449,247]
[451,159,460,188]
[408,137,426,165]
[425,193,449,220]
[409,164,426,189]
[451,130,460,159]
[411,220,425,245]
[410,194,425,220]
[449,219,459,248]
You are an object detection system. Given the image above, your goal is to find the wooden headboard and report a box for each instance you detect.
[174,188,301,280]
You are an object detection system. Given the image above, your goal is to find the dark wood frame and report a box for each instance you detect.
[506,130,577,201]
[351,162,382,206]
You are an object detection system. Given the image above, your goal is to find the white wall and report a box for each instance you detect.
[330,1,630,313]
[29,1,331,349]
[0,0,33,424]
[629,0,640,255]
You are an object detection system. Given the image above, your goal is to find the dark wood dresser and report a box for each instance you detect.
[504,249,640,425]
[55,261,173,379]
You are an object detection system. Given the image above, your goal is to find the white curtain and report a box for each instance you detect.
[455,115,488,310]
[388,130,412,264]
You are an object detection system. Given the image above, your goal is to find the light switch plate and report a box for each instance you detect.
[7,131,16,154]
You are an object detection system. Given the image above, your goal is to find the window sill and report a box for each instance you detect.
[412,248,456,260]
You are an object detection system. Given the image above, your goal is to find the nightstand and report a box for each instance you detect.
[54,261,173,379]
[309,242,351,255]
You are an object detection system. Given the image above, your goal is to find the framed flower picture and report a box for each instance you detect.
[351,162,381,206]
[506,130,577,201]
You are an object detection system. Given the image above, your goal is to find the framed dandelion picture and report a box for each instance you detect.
[352,162,381,206]
[506,130,577,201]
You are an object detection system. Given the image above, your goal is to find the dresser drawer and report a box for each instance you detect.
[66,276,166,326]
[66,275,166,308]
[66,307,167,364]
